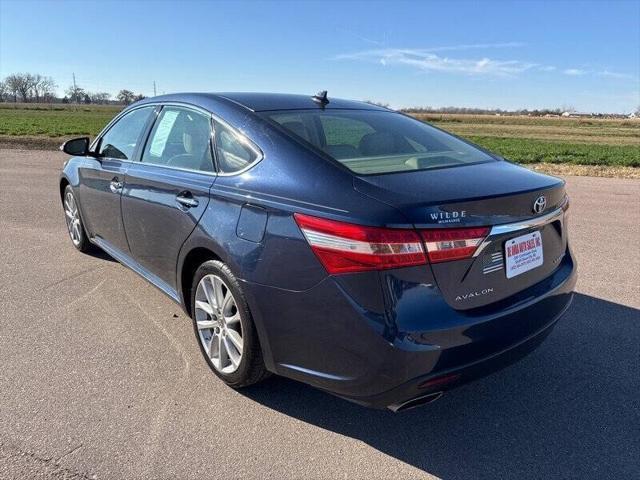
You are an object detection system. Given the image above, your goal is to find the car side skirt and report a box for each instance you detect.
[91,236,181,304]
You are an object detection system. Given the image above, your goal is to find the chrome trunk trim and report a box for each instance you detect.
[473,206,565,257]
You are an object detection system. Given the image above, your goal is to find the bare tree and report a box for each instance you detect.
[31,74,44,101]
[66,85,86,103]
[17,73,35,102]
[0,80,7,102]
[5,74,20,102]
[117,89,135,105]
[5,73,35,102]
[89,92,111,104]
[31,75,57,102]
[42,84,57,103]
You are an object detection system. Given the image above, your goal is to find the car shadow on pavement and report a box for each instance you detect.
[241,293,639,479]
[87,247,117,262]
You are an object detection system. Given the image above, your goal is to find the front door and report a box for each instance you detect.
[78,106,156,254]
[121,105,216,289]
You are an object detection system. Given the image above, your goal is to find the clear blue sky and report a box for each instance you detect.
[1,0,638,112]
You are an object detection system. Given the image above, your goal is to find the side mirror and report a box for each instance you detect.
[61,137,92,156]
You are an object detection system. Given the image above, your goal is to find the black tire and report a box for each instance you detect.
[190,260,269,388]
[62,185,93,253]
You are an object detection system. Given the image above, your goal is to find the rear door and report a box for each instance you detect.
[78,106,155,254]
[121,105,216,290]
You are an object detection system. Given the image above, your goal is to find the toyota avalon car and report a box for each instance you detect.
[59,91,576,411]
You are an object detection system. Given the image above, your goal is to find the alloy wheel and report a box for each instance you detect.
[194,274,244,374]
[64,190,82,246]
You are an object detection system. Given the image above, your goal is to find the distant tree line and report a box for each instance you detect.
[1,72,637,114]
[401,105,638,118]
[400,106,568,117]
[0,72,146,105]
[0,73,57,102]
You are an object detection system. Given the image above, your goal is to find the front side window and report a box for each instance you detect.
[213,119,260,174]
[263,110,496,175]
[141,107,214,172]
[98,106,154,160]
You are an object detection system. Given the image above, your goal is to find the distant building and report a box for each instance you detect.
[562,111,592,118]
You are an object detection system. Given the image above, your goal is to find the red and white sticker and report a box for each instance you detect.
[505,231,544,279]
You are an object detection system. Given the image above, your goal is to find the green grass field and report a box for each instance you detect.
[0,103,638,167]
[0,103,121,137]
[417,113,639,167]
[465,136,639,166]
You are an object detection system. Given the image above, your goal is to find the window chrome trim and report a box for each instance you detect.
[129,159,218,178]
[137,103,217,176]
[211,115,264,177]
[90,101,264,177]
[145,101,263,176]
[473,206,566,257]
[89,104,157,153]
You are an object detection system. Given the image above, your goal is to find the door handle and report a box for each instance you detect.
[176,191,199,208]
[110,178,123,193]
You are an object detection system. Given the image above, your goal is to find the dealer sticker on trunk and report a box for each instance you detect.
[505,231,544,279]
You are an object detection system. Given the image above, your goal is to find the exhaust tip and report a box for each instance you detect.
[389,391,443,412]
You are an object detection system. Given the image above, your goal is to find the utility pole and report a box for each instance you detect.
[72,73,78,104]
[153,81,157,97]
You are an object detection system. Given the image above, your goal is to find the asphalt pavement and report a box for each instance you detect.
[1,149,638,479]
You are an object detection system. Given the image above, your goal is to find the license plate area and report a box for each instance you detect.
[505,231,543,279]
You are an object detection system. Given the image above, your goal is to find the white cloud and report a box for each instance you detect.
[333,44,636,82]
[420,42,526,52]
[563,68,587,76]
[334,47,540,77]
[597,70,634,79]
[563,68,635,80]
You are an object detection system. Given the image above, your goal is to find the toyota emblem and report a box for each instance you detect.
[533,195,547,214]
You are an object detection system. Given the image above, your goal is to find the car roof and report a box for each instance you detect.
[137,92,389,113]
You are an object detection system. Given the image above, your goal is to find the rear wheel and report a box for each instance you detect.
[191,260,268,388]
[63,185,92,253]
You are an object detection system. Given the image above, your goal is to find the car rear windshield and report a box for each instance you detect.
[261,109,495,174]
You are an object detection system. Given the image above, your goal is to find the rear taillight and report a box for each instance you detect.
[419,227,490,263]
[294,213,427,274]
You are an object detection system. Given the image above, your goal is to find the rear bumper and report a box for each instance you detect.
[364,295,570,410]
[242,247,577,409]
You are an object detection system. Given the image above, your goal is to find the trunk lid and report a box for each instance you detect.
[354,161,569,310]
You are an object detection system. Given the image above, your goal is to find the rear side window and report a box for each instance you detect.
[141,107,214,172]
[263,110,495,174]
[213,119,260,174]
[98,106,154,160]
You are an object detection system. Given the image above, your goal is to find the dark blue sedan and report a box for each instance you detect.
[59,92,576,411]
